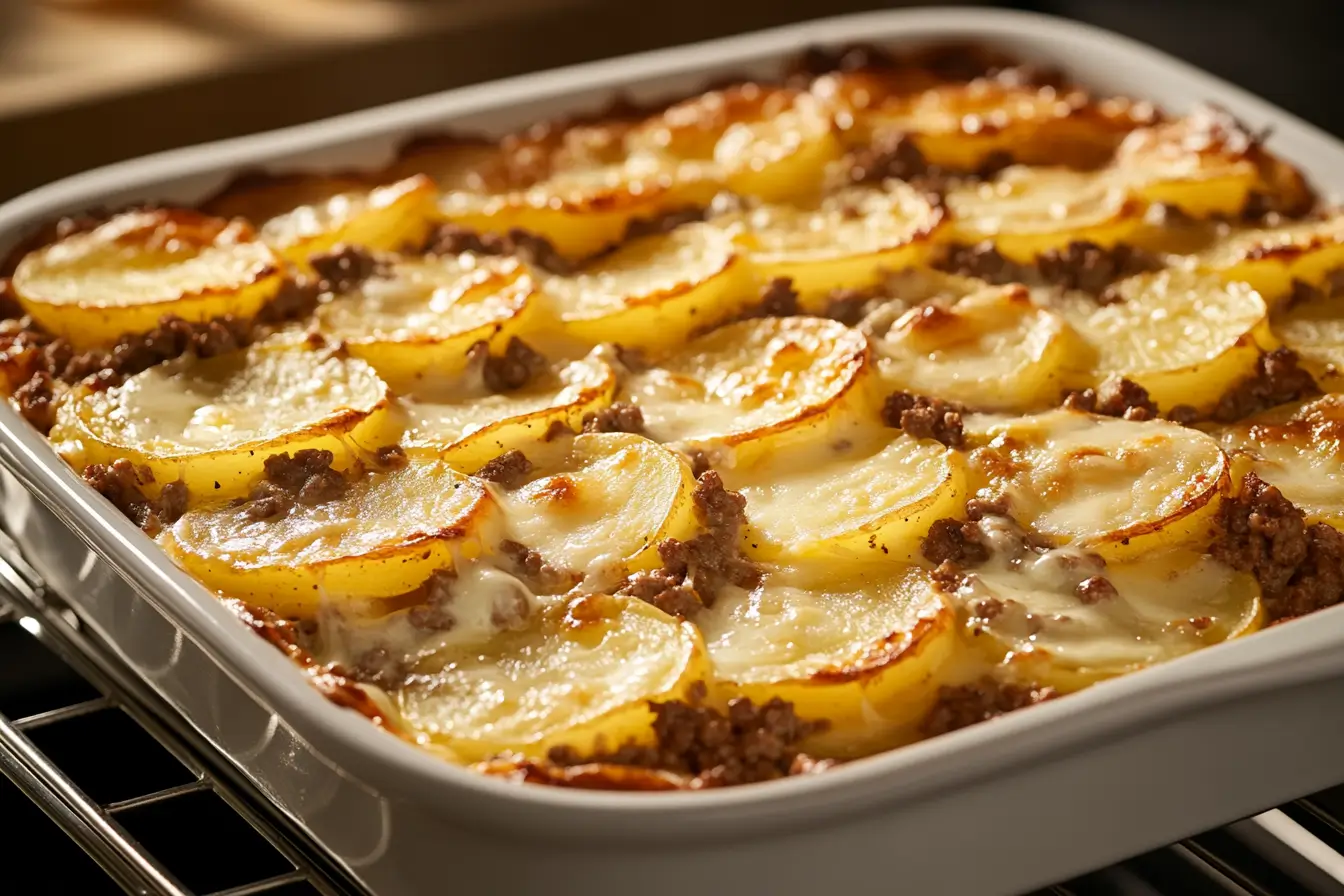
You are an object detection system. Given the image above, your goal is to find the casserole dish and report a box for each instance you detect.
[3,8,1344,895]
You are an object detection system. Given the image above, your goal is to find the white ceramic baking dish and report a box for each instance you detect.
[3,8,1344,896]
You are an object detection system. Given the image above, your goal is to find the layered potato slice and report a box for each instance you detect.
[1057,269,1271,412]
[1195,215,1344,304]
[699,565,957,752]
[1273,294,1344,385]
[10,209,283,348]
[51,345,395,499]
[816,73,1148,170]
[541,222,752,351]
[204,173,439,267]
[950,548,1261,692]
[1111,108,1310,218]
[164,456,496,616]
[945,165,1143,261]
[627,83,842,202]
[313,253,542,382]
[1214,395,1344,528]
[499,433,699,580]
[723,432,967,564]
[967,410,1229,560]
[395,593,707,762]
[874,284,1086,410]
[398,352,617,464]
[720,181,945,305]
[623,317,872,463]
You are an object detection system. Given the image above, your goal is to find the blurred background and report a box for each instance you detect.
[0,0,1340,202]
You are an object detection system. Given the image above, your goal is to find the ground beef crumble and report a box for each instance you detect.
[236,449,347,521]
[499,539,579,594]
[581,402,644,434]
[473,449,534,489]
[13,369,58,433]
[547,681,830,786]
[621,207,705,241]
[308,245,385,293]
[372,444,408,470]
[882,391,966,449]
[615,471,759,616]
[1211,348,1320,423]
[83,460,189,535]
[743,277,801,319]
[1210,472,1344,621]
[466,337,548,393]
[1061,377,1160,421]
[922,677,1059,736]
[424,223,573,274]
[1036,241,1159,298]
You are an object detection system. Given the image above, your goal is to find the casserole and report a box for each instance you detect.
[3,8,1344,895]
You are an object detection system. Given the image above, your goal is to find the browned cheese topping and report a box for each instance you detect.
[882,390,966,448]
[1209,473,1344,621]
[921,676,1058,736]
[616,471,760,617]
[547,681,830,787]
[83,459,188,535]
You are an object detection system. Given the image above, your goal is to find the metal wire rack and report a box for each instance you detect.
[1,528,1343,896]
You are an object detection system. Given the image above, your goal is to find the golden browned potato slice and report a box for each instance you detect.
[499,432,699,579]
[720,182,945,306]
[1195,215,1344,304]
[1058,269,1271,412]
[826,77,1147,170]
[1111,109,1281,218]
[622,317,872,464]
[1273,297,1344,386]
[51,345,396,500]
[698,564,956,753]
[967,410,1229,560]
[439,156,716,261]
[313,254,542,382]
[397,352,617,465]
[207,174,439,267]
[873,284,1086,411]
[1214,395,1344,528]
[10,209,283,349]
[541,222,752,352]
[627,83,841,202]
[949,548,1261,692]
[164,456,496,616]
[722,432,967,564]
[395,593,708,762]
[945,165,1143,261]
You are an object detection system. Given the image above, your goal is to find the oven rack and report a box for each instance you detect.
[0,528,1342,896]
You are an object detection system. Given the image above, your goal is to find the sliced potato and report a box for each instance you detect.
[1112,110,1263,217]
[712,95,842,202]
[1058,269,1271,411]
[211,174,439,267]
[1274,296,1344,385]
[165,457,497,615]
[499,432,698,579]
[945,165,1142,261]
[11,209,283,349]
[623,317,872,463]
[398,352,617,465]
[723,433,967,563]
[438,155,716,260]
[542,222,752,351]
[51,345,395,499]
[1214,395,1344,527]
[396,593,708,761]
[1195,216,1344,303]
[951,548,1261,691]
[721,182,944,306]
[874,284,1085,411]
[968,410,1229,559]
[699,565,956,752]
[842,80,1145,170]
[313,253,542,381]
